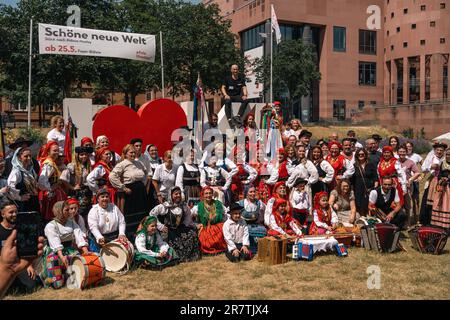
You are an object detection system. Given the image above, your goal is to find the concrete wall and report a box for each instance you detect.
[353,101,450,139]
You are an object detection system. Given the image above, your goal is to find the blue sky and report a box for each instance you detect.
[1,0,201,5]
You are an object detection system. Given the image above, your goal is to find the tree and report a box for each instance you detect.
[0,0,245,113]
[252,39,321,109]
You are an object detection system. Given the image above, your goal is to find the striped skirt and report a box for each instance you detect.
[198,223,227,254]
[428,177,450,230]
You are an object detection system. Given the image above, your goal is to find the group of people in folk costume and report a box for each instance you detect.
[0,106,449,293]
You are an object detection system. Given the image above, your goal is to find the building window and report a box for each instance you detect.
[412,24,416,29]
[359,62,377,86]
[11,102,27,112]
[441,3,446,9]
[430,21,436,27]
[420,39,426,45]
[391,12,394,18]
[396,27,400,33]
[370,101,377,106]
[387,30,390,36]
[359,30,377,54]
[403,42,408,48]
[333,26,346,52]
[421,5,426,11]
[240,23,266,51]
[404,8,408,14]
[441,38,446,44]
[358,101,365,109]
[391,45,394,51]
[333,100,346,121]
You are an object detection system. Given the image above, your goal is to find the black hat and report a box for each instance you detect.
[75,146,94,154]
[371,134,383,141]
[9,137,33,150]
[299,130,312,138]
[229,202,244,213]
[96,187,110,198]
[433,142,448,149]
[293,178,307,187]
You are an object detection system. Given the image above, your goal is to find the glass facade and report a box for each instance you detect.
[241,24,266,52]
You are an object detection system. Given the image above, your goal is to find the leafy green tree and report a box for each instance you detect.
[252,39,321,108]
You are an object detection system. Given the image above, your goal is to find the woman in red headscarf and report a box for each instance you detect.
[65,198,87,235]
[309,191,339,235]
[38,141,68,222]
[263,181,290,226]
[377,146,406,206]
[325,141,355,190]
[191,186,227,254]
[267,198,302,237]
[86,147,117,204]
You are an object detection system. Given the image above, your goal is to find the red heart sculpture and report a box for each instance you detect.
[92,99,187,157]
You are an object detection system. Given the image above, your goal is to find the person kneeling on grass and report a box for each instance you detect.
[222,202,252,263]
[134,216,178,270]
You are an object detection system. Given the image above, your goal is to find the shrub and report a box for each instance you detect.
[18,127,46,146]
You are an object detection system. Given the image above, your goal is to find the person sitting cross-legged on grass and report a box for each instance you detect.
[134,216,178,270]
[222,202,252,263]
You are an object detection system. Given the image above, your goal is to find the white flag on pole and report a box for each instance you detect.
[271,5,282,44]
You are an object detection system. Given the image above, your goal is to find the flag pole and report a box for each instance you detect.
[27,18,33,127]
[270,10,273,105]
[160,31,165,99]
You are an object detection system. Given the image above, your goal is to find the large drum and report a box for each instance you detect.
[100,239,135,273]
[67,253,106,290]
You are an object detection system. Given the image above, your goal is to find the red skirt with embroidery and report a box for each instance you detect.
[198,223,227,254]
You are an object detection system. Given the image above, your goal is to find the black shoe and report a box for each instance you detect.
[232,116,243,128]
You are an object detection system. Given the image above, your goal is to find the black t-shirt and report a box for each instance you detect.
[0,224,14,250]
[223,75,246,96]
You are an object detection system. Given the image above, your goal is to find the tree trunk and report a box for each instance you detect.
[124,92,129,107]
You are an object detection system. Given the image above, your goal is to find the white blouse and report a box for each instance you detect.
[222,218,250,252]
[87,203,126,242]
[44,219,87,252]
[286,160,319,188]
[312,208,339,229]
[290,190,311,211]
[7,168,38,200]
[60,163,90,187]
[38,163,58,191]
[135,232,169,257]
[86,165,108,192]
[175,163,200,193]
[200,166,231,190]
[47,128,66,154]
[152,163,177,198]
[268,213,303,236]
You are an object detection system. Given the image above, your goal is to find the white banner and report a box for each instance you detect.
[39,23,156,62]
[244,46,264,99]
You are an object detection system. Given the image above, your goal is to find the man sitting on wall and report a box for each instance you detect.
[221,64,249,129]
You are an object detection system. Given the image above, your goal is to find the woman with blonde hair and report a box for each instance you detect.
[109,144,149,215]
[46,115,65,154]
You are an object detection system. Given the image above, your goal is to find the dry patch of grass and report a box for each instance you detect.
[6,240,449,300]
